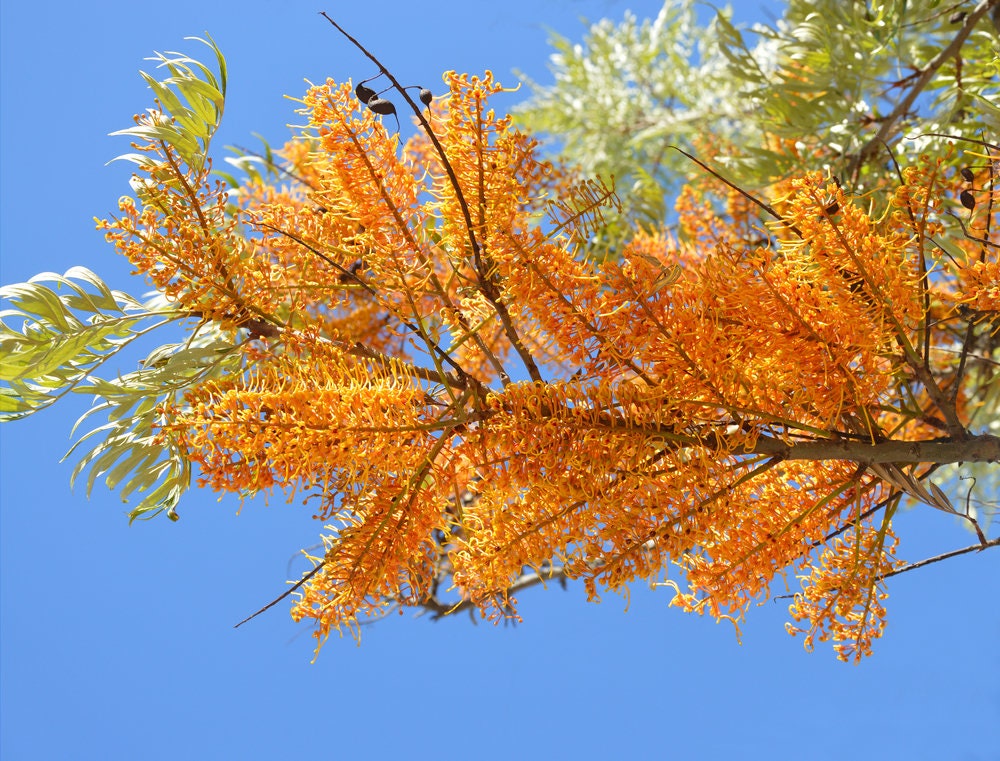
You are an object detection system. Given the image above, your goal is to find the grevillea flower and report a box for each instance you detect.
[96,55,999,660]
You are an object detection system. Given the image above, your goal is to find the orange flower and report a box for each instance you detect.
[99,62,994,659]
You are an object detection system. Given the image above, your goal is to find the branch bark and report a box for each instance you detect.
[878,536,1000,581]
[418,564,572,620]
[743,432,1000,464]
[848,0,1000,181]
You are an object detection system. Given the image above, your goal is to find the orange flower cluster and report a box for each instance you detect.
[99,114,278,332]
[787,519,902,662]
[101,66,999,659]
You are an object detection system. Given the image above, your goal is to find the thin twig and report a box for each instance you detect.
[878,536,999,581]
[417,564,574,619]
[774,535,999,601]
[234,562,326,628]
[669,145,803,237]
[319,12,543,386]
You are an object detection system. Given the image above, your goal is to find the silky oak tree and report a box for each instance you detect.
[1,8,998,661]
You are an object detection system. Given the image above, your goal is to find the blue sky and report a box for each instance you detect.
[1,2,998,759]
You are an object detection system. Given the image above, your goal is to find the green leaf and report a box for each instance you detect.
[0,387,32,416]
[110,36,228,174]
[0,269,170,421]
[62,331,239,521]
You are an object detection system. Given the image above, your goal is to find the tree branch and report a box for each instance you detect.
[774,535,998,603]
[319,12,544,387]
[417,564,573,620]
[647,429,1000,465]
[744,432,1000,464]
[878,536,1000,581]
[234,562,326,628]
[848,0,1000,181]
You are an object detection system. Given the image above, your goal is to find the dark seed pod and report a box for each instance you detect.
[365,98,401,132]
[367,98,396,116]
[824,201,839,215]
[356,83,377,104]
[960,167,975,183]
[949,10,966,24]
[960,189,976,211]
[419,88,433,106]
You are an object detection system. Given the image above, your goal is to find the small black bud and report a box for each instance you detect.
[960,189,976,211]
[356,83,377,104]
[960,167,975,183]
[419,88,433,106]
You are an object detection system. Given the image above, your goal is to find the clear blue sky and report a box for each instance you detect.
[1,2,997,759]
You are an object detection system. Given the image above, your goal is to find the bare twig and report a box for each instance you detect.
[878,536,999,581]
[234,562,326,628]
[319,12,544,386]
[773,534,999,602]
[669,145,803,238]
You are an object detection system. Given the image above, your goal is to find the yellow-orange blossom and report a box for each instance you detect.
[100,69,996,661]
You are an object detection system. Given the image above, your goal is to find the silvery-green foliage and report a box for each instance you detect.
[516,1,775,235]
[518,0,1000,226]
[0,38,240,522]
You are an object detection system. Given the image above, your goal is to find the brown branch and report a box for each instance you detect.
[417,564,574,620]
[567,414,999,466]
[234,562,326,628]
[877,536,1000,581]
[319,12,544,386]
[669,145,803,237]
[774,535,999,603]
[609,420,1000,465]
[732,431,1000,464]
[847,0,1000,180]
[949,209,1000,249]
